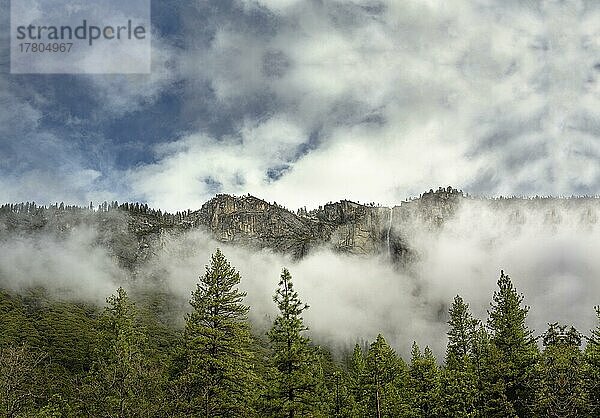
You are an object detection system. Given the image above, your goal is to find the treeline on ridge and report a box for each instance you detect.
[1,249,599,417]
[0,200,192,225]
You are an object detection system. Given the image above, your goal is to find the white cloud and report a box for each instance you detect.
[0,225,126,302]
[128,116,308,211]
[5,0,600,210]
[134,0,600,211]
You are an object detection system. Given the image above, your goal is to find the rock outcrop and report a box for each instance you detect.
[2,186,598,270]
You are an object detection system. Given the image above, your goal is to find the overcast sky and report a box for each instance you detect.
[2,0,600,211]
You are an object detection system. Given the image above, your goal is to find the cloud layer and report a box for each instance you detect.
[1,197,598,357]
[2,0,600,209]
[115,197,600,356]
[129,0,600,210]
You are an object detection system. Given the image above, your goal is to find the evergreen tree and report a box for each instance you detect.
[585,306,600,415]
[446,295,478,364]
[325,369,356,418]
[409,342,440,417]
[362,334,409,418]
[0,344,46,418]
[467,324,514,418]
[313,348,355,417]
[349,343,367,416]
[267,268,319,418]
[0,291,41,348]
[486,271,538,417]
[84,287,163,417]
[439,295,478,417]
[535,323,587,417]
[178,249,257,417]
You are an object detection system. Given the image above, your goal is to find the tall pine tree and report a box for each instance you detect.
[584,306,600,415]
[362,334,410,418]
[179,249,257,417]
[267,268,319,418]
[486,270,538,417]
[439,295,478,417]
[349,343,367,417]
[409,342,440,417]
[84,287,163,417]
[535,323,587,417]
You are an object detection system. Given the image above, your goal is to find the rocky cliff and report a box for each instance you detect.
[187,194,396,258]
[2,187,598,270]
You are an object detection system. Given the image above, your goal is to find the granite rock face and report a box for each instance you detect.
[185,194,397,258]
[2,187,597,271]
[0,188,481,269]
[189,194,332,258]
[186,187,466,259]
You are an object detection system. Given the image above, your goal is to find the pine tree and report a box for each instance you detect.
[313,348,355,417]
[349,343,367,416]
[363,334,409,418]
[85,287,163,417]
[267,268,319,418]
[535,323,587,417]
[446,295,478,365]
[439,295,478,417]
[486,271,538,417]
[409,342,440,417]
[179,249,257,417]
[463,323,515,418]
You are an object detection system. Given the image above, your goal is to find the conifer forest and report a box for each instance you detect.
[1,246,599,417]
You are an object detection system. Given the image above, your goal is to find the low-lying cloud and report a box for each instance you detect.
[0,225,126,302]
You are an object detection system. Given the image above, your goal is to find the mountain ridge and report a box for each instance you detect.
[2,187,598,270]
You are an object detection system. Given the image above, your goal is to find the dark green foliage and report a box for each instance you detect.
[585,306,600,415]
[485,271,539,417]
[36,302,96,373]
[446,295,479,366]
[0,291,41,347]
[439,296,478,417]
[409,342,440,417]
[299,347,356,418]
[83,287,166,417]
[2,264,600,417]
[177,248,257,417]
[0,344,46,418]
[348,343,367,416]
[266,268,320,417]
[535,323,587,417]
[360,334,410,417]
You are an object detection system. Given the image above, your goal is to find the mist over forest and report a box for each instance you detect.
[1,191,599,356]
